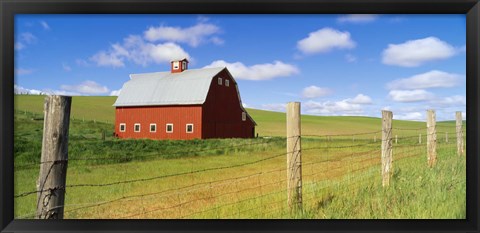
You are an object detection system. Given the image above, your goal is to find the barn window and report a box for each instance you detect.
[150,124,156,133]
[166,123,173,133]
[218,77,222,85]
[134,123,141,132]
[186,124,194,133]
[242,112,246,121]
[119,123,126,132]
[225,79,229,87]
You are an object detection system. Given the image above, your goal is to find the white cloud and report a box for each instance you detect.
[40,21,50,30]
[20,32,37,44]
[60,80,109,95]
[210,37,225,45]
[15,32,37,50]
[42,89,81,96]
[76,59,90,67]
[432,95,466,107]
[304,99,364,116]
[15,68,33,76]
[348,94,372,104]
[301,94,372,115]
[144,22,221,47]
[110,89,122,96]
[90,35,190,68]
[388,89,434,102]
[297,28,356,55]
[203,60,299,81]
[394,112,424,121]
[387,70,462,90]
[90,50,125,68]
[14,85,81,96]
[382,37,457,67]
[261,103,287,112]
[338,14,378,23]
[301,85,332,98]
[14,85,43,95]
[62,63,72,72]
[345,54,357,63]
[15,42,25,50]
[141,42,190,65]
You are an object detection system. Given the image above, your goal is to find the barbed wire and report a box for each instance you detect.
[303,130,382,138]
[14,128,463,219]
[15,149,291,198]
[62,167,287,215]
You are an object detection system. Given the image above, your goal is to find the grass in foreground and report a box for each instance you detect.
[14,109,465,219]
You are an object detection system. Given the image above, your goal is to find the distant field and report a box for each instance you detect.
[14,95,460,138]
[13,95,466,219]
[15,95,116,124]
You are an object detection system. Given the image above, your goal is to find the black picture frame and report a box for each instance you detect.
[1,0,479,232]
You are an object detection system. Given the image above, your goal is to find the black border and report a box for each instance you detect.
[1,0,479,232]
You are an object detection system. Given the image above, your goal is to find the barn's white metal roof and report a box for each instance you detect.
[113,67,225,107]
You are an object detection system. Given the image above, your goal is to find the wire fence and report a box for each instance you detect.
[14,108,466,219]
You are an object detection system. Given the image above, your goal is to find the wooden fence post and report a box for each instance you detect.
[381,110,393,187]
[287,102,302,212]
[36,95,71,219]
[427,110,437,167]
[456,111,464,156]
[445,132,448,143]
[419,133,422,144]
[395,135,398,144]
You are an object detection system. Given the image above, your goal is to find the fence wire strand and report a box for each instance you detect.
[14,123,465,219]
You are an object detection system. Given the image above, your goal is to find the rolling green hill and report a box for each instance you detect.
[15,95,458,137]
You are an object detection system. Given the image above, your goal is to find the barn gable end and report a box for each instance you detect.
[202,69,256,139]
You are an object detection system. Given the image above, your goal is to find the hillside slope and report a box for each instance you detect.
[15,95,457,137]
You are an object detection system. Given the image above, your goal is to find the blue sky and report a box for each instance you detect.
[14,14,466,121]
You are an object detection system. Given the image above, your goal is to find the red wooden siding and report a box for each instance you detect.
[202,69,255,139]
[115,105,202,140]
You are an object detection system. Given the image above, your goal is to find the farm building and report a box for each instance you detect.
[113,58,256,140]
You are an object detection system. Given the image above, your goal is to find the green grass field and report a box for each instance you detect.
[14,95,461,137]
[13,95,466,219]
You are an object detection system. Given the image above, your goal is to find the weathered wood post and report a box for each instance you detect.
[374,135,377,143]
[445,132,448,143]
[395,135,398,144]
[287,102,302,212]
[419,133,422,144]
[36,95,71,219]
[426,110,437,167]
[381,110,393,187]
[456,111,464,156]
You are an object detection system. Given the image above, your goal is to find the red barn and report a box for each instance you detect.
[113,59,256,140]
